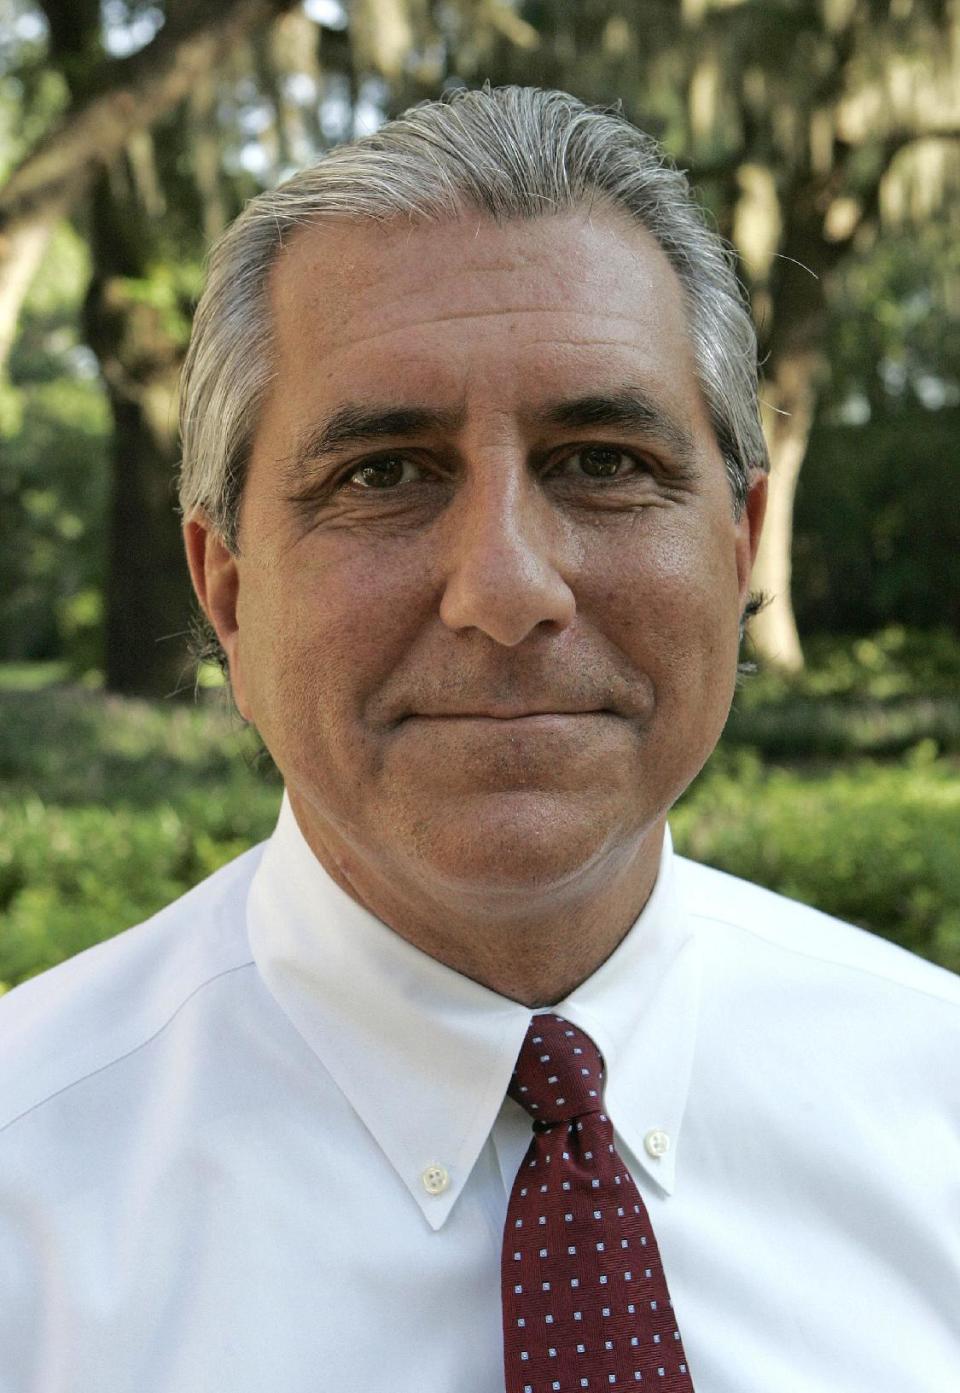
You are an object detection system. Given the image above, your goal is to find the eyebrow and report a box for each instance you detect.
[284,404,465,486]
[535,389,699,469]
[283,384,701,488]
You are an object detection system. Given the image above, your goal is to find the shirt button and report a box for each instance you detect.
[644,1129,670,1159]
[421,1163,450,1195]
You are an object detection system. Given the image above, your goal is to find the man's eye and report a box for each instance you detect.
[558,446,642,480]
[346,455,419,489]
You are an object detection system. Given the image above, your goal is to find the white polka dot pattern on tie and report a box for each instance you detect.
[501,1015,693,1392]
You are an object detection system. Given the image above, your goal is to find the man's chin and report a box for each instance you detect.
[397,790,648,902]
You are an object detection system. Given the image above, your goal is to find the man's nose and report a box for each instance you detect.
[438,462,577,646]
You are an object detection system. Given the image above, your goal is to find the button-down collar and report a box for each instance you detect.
[248,795,700,1228]
[552,841,700,1196]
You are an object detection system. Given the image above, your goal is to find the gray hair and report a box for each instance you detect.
[179,84,768,552]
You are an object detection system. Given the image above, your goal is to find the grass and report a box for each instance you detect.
[0,660,71,691]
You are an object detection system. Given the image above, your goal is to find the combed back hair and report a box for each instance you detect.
[178,84,768,552]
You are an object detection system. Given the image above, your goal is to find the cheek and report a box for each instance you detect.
[603,519,742,691]
[238,541,423,745]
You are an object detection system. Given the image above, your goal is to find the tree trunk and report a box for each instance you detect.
[742,165,836,673]
[5,0,303,695]
[101,389,195,697]
[750,351,820,672]
[0,213,65,372]
[82,167,195,697]
[0,0,302,380]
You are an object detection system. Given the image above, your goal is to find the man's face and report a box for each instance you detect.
[192,209,764,914]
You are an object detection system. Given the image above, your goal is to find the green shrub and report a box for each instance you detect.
[742,626,960,703]
[673,745,960,974]
[724,692,960,757]
[0,679,957,991]
[0,686,276,807]
[0,685,283,991]
[728,627,960,756]
[0,793,281,991]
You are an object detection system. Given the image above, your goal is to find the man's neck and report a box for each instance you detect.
[288,790,666,1006]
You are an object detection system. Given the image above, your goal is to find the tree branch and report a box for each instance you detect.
[0,0,302,375]
[0,0,302,231]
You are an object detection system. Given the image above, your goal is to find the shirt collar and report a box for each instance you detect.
[248,793,700,1229]
[551,840,701,1197]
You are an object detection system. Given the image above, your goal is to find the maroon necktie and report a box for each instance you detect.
[502,1014,694,1392]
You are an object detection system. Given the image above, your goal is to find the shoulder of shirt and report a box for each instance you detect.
[674,852,960,1011]
[0,839,268,1135]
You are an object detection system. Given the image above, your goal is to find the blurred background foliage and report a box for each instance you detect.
[2,635,959,992]
[0,0,957,987]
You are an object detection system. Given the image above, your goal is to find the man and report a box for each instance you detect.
[1,87,957,1393]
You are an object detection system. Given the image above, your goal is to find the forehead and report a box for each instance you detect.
[264,208,707,431]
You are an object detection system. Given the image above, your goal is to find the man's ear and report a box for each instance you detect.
[183,515,251,720]
[735,471,768,609]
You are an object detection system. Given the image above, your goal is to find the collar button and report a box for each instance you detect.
[421,1163,450,1195]
[644,1129,670,1159]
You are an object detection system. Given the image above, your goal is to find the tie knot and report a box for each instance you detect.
[508,1014,605,1125]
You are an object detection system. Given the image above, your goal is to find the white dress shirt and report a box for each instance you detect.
[1,792,958,1392]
